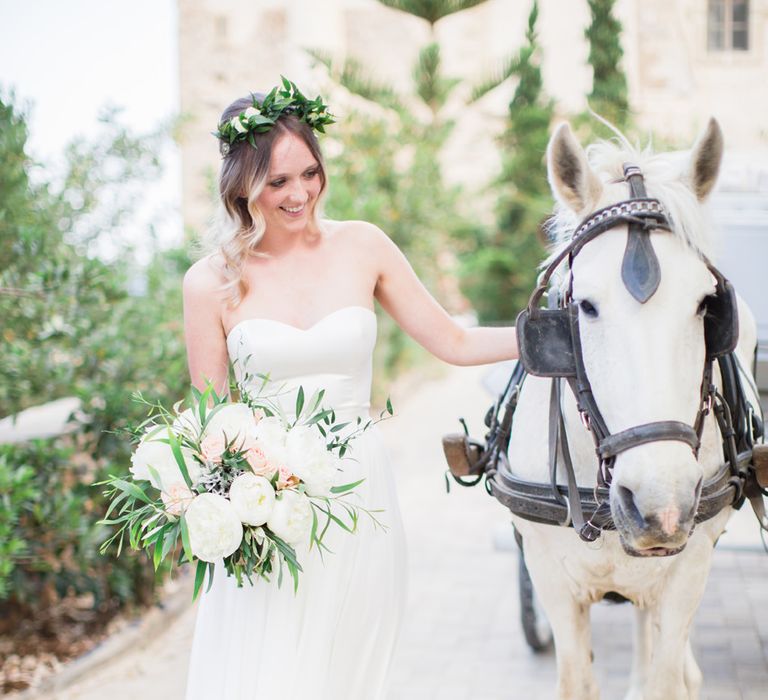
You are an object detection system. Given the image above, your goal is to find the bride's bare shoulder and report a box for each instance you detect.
[183,253,227,296]
[322,219,390,250]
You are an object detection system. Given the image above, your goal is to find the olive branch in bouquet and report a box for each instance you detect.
[96,382,231,597]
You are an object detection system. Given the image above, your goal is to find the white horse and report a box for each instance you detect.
[507,120,761,699]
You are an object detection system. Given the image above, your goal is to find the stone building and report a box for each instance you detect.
[178,0,768,233]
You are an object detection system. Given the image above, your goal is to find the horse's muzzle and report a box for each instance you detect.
[612,484,697,556]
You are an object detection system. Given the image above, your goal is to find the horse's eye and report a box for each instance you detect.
[696,298,709,318]
[579,300,599,318]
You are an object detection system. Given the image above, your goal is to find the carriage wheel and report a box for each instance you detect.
[516,533,554,653]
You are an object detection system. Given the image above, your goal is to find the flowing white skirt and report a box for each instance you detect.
[185,427,406,700]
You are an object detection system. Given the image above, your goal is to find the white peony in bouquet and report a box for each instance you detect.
[98,380,391,598]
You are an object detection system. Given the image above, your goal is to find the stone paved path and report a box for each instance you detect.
[31,363,768,700]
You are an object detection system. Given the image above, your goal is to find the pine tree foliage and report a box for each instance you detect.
[585,0,629,127]
[313,0,491,262]
[469,52,523,104]
[306,50,403,111]
[413,43,460,115]
[378,0,487,26]
[459,0,553,322]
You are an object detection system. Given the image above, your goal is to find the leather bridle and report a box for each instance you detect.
[458,164,766,543]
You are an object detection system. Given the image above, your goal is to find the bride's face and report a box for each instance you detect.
[255,132,322,234]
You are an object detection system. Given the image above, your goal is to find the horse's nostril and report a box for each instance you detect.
[616,485,646,529]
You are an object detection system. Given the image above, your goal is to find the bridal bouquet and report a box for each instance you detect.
[97,380,391,599]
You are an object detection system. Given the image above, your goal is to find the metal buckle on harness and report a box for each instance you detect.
[580,411,591,431]
[747,405,757,444]
[578,519,602,542]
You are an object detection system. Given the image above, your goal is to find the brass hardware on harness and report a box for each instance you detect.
[754,445,768,489]
[442,433,484,478]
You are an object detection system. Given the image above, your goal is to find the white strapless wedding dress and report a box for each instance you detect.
[185,306,406,700]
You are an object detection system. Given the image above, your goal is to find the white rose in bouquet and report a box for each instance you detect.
[130,430,201,490]
[185,493,243,562]
[229,473,275,526]
[172,408,201,438]
[254,416,289,465]
[203,403,258,448]
[285,425,339,497]
[266,489,312,545]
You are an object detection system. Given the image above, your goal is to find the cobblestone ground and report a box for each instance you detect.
[32,363,768,700]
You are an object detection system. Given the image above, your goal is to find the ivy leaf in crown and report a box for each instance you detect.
[213,76,335,155]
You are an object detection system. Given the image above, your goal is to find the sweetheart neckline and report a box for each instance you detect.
[225,305,376,340]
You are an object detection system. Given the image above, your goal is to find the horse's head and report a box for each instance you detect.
[545,119,730,556]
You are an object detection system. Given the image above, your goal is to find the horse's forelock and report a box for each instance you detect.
[545,135,716,270]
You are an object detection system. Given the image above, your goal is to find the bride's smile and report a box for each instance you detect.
[256,132,322,235]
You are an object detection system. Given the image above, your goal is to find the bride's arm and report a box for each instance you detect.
[369,225,519,366]
[182,257,230,394]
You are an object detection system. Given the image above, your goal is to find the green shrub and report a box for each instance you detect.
[0,438,166,611]
[0,456,38,599]
[0,93,188,614]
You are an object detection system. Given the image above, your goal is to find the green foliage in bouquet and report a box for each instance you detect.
[97,381,392,599]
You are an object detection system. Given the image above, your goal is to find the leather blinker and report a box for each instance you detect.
[704,274,739,359]
[516,308,576,378]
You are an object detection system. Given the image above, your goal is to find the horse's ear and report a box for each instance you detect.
[547,122,602,214]
[689,118,723,201]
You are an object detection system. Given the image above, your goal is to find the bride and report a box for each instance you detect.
[183,80,518,700]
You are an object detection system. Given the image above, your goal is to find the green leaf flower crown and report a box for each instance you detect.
[213,76,335,156]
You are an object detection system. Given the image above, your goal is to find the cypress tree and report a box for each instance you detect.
[459,0,553,322]
[585,0,629,127]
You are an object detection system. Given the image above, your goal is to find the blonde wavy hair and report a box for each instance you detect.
[206,94,328,307]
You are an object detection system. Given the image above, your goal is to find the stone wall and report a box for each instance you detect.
[177,0,768,233]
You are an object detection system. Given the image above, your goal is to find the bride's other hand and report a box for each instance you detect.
[369,224,519,366]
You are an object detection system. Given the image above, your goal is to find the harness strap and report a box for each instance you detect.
[547,379,563,505]
[488,449,752,532]
[566,304,610,444]
[548,378,588,530]
[693,360,715,448]
[597,421,700,459]
[525,199,672,317]
[623,164,647,198]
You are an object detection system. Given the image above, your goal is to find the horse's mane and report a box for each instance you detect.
[546,130,716,264]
